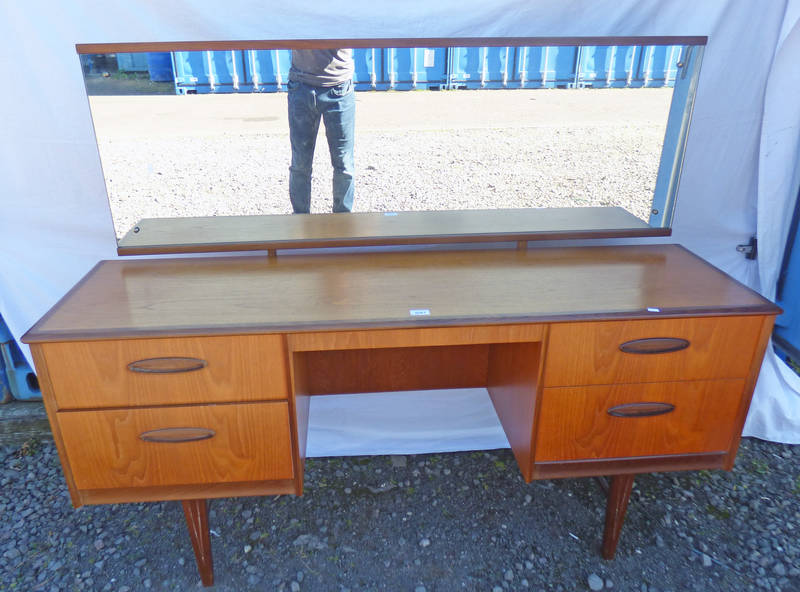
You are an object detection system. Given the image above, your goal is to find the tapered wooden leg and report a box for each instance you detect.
[602,474,635,560]
[182,499,214,586]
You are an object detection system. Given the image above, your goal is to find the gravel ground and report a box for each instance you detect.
[93,90,666,239]
[2,437,799,591]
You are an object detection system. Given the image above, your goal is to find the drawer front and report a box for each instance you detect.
[534,379,745,462]
[543,316,764,387]
[43,335,289,409]
[58,402,294,490]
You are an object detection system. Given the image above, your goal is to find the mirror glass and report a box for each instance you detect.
[79,40,704,246]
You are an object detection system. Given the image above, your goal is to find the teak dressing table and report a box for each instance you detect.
[23,213,779,587]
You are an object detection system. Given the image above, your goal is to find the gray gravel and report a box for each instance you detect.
[2,437,799,591]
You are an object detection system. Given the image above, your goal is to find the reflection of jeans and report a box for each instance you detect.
[288,79,355,213]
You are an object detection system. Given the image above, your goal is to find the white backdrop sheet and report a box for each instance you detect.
[744,0,800,443]
[1,1,798,452]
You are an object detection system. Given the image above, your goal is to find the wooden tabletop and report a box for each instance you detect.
[116,207,668,255]
[24,244,779,342]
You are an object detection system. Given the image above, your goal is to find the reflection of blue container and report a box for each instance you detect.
[116,52,149,72]
[636,45,682,87]
[0,315,41,401]
[173,50,244,93]
[352,48,380,90]
[382,47,447,90]
[243,49,291,91]
[173,51,207,93]
[448,47,514,89]
[147,52,174,82]
[515,46,579,88]
[774,191,800,364]
[167,44,682,94]
[574,45,638,87]
[608,46,640,87]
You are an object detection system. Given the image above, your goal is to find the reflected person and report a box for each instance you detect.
[288,49,355,213]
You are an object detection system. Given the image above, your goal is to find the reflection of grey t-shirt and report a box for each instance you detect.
[289,49,354,87]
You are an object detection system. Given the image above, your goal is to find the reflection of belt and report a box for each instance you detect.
[290,78,352,89]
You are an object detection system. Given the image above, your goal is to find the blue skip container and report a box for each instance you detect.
[774,188,800,364]
[147,52,175,82]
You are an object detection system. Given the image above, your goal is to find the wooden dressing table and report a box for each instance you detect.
[23,228,779,586]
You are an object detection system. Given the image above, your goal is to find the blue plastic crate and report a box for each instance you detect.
[0,350,11,404]
[0,315,41,402]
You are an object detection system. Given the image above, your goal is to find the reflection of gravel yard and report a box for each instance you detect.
[2,437,799,591]
[93,90,668,239]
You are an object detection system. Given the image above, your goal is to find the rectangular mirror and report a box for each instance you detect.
[77,37,705,255]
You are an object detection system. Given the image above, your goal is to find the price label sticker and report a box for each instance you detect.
[646,307,661,313]
[409,309,431,316]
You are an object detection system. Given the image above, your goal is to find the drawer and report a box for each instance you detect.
[42,335,289,409]
[58,401,294,490]
[543,316,764,387]
[534,379,745,462]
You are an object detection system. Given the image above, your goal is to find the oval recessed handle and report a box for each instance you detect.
[127,357,207,374]
[139,427,215,443]
[607,402,675,418]
[619,337,690,355]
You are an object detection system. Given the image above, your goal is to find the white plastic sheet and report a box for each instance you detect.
[1,1,798,451]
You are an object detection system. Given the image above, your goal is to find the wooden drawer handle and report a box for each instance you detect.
[619,337,690,354]
[139,427,216,443]
[128,357,207,374]
[607,402,675,418]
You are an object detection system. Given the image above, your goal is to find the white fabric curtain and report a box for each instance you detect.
[1,1,798,450]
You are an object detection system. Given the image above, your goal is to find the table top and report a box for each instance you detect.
[24,244,780,342]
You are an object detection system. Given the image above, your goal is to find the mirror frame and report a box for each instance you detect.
[77,36,707,255]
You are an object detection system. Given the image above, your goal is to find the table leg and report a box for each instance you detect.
[182,499,214,586]
[601,474,635,560]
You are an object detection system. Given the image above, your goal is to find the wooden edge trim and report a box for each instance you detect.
[723,315,776,470]
[116,227,672,257]
[77,36,708,55]
[78,479,298,505]
[525,325,551,483]
[532,452,726,479]
[21,261,105,344]
[27,345,82,507]
[54,398,289,414]
[287,324,546,352]
[23,308,780,344]
[283,334,308,495]
[675,245,783,314]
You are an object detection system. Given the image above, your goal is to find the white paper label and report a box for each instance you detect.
[409,309,431,316]
[646,307,661,313]
[423,49,435,68]
[384,212,398,216]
